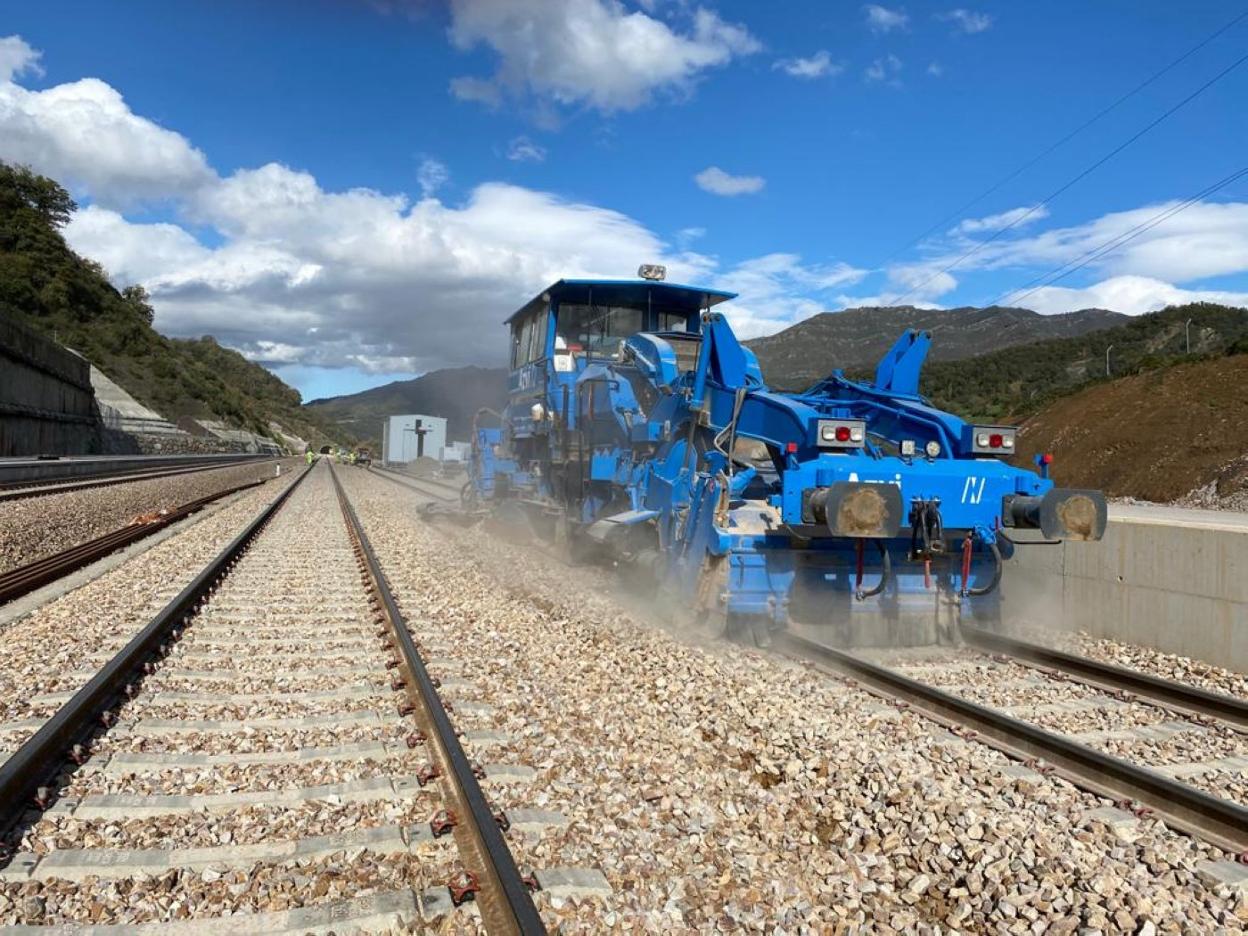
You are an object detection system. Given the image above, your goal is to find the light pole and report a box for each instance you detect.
[1185,317,1193,354]
[1105,344,1114,378]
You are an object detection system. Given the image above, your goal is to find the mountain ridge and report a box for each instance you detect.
[745,304,1128,389]
[305,365,508,445]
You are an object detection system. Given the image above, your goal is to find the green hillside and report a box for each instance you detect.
[0,162,348,447]
[919,303,1248,422]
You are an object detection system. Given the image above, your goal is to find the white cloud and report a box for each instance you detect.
[506,136,547,162]
[0,35,42,83]
[417,158,449,197]
[864,5,908,33]
[447,75,502,107]
[0,72,214,207]
[694,165,765,196]
[939,8,993,34]
[954,204,1049,235]
[966,200,1248,283]
[675,226,706,248]
[712,253,869,338]
[885,262,959,302]
[446,0,759,113]
[71,171,698,372]
[64,205,209,286]
[865,53,903,84]
[1008,275,1248,317]
[871,198,1248,311]
[927,61,944,77]
[774,50,843,80]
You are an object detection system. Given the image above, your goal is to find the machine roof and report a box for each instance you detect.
[504,278,736,324]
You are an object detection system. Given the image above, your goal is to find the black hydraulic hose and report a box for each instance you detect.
[967,540,1003,596]
[856,541,891,600]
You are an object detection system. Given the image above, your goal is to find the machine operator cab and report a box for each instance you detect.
[502,266,736,445]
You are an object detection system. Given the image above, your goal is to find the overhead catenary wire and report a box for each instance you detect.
[877,9,1248,268]
[987,164,1248,308]
[887,46,1248,307]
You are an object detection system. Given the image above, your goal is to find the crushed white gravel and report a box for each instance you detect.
[340,468,1248,933]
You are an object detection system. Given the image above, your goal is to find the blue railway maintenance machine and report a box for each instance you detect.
[459,265,1106,646]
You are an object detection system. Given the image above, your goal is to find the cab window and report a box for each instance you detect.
[511,313,542,369]
[658,311,692,332]
[556,303,645,356]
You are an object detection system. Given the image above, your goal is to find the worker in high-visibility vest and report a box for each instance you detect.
[305,449,314,465]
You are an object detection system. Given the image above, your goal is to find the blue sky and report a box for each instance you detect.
[2,1,1247,401]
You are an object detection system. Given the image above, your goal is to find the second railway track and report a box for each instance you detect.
[782,630,1248,857]
[0,461,548,933]
[368,466,463,504]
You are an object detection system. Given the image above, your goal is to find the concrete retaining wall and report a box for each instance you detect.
[1003,504,1248,673]
[0,318,101,456]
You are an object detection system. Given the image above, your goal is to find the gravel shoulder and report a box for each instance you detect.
[344,469,1248,933]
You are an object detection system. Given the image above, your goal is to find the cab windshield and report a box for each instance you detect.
[557,303,693,356]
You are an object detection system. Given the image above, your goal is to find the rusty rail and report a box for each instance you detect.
[329,462,545,934]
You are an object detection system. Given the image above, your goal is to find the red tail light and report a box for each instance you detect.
[971,425,1017,455]
[835,426,851,442]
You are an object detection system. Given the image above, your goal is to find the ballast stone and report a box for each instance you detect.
[0,888,420,933]
[536,866,612,899]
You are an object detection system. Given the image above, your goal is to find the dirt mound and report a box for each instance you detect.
[1014,354,1248,504]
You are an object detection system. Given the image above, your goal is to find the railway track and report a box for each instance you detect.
[368,465,463,504]
[781,630,1248,857]
[0,457,269,503]
[0,478,270,606]
[0,461,546,932]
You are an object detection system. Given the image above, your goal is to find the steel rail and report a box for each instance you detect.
[961,625,1248,731]
[0,465,311,840]
[0,458,275,504]
[329,463,545,935]
[0,479,270,606]
[779,631,1248,855]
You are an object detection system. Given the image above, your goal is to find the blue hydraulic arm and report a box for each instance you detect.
[873,329,931,397]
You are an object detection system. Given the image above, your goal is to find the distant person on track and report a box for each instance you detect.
[306,450,314,466]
